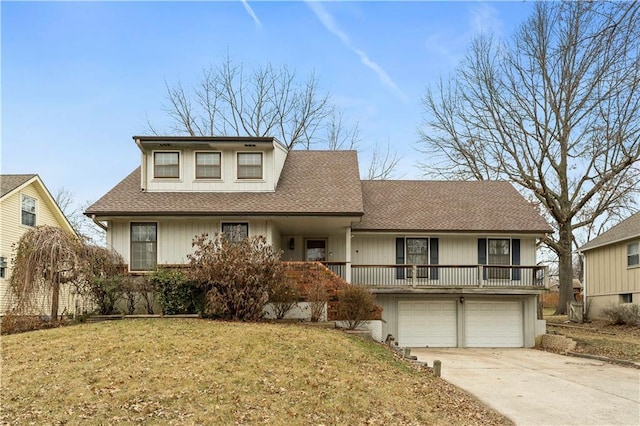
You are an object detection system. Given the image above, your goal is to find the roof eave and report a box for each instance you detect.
[85,211,364,218]
[352,228,551,235]
[579,234,640,253]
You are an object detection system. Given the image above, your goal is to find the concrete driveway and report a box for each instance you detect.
[412,348,640,426]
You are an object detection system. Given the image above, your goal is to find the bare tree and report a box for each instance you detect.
[419,1,640,314]
[53,187,105,245]
[53,187,82,233]
[325,109,360,151]
[365,141,402,180]
[148,55,334,150]
[149,55,401,177]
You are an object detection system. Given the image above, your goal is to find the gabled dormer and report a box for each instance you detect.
[134,136,289,192]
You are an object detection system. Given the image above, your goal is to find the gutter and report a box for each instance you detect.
[91,214,108,232]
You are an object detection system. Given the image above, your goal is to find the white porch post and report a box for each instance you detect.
[345,227,352,283]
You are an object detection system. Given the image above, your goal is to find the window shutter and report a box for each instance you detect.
[478,238,487,280]
[396,238,405,279]
[430,238,439,280]
[511,239,521,281]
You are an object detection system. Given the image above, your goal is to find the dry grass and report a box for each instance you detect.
[545,315,640,362]
[1,320,511,425]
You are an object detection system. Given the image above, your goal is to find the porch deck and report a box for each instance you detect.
[323,263,548,289]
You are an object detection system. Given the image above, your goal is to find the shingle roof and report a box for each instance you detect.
[85,151,364,216]
[353,180,552,233]
[579,212,640,252]
[1,174,37,198]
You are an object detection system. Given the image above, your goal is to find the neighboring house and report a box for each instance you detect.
[0,174,78,316]
[578,212,640,318]
[85,136,552,348]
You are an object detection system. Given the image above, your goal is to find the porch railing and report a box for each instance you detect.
[321,262,346,279]
[346,264,547,288]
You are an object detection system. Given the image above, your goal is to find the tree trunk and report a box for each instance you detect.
[51,280,60,320]
[555,223,574,315]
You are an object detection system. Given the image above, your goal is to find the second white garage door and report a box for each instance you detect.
[398,300,457,347]
[464,300,523,347]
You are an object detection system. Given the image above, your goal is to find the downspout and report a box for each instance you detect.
[91,214,108,232]
[579,252,587,316]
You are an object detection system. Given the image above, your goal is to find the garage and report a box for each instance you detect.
[464,300,523,347]
[397,300,457,347]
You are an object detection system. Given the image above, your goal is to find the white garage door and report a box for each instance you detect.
[464,300,523,347]
[398,300,457,347]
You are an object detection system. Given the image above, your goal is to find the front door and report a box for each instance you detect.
[305,239,327,261]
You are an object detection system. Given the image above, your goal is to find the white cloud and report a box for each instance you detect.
[307,1,407,101]
[241,0,262,28]
[424,2,505,66]
[470,3,503,36]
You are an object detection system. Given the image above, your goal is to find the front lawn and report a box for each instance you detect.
[545,315,640,362]
[1,320,510,425]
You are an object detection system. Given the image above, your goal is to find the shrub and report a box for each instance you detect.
[121,277,138,315]
[138,276,158,314]
[1,314,62,335]
[87,275,127,315]
[306,279,329,322]
[78,245,127,315]
[149,268,202,315]
[336,285,376,330]
[602,303,640,325]
[269,278,299,319]
[188,233,283,321]
[120,276,158,315]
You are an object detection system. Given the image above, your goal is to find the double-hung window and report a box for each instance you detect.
[237,153,263,179]
[154,152,179,178]
[196,152,221,179]
[406,238,429,278]
[130,223,157,271]
[488,239,510,279]
[628,242,639,267]
[21,195,36,227]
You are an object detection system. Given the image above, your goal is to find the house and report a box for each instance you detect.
[85,136,552,348]
[578,212,640,318]
[0,174,78,316]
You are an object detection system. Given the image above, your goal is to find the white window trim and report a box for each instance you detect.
[152,150,182,180]
[628,241,640,268]
[194,151,223,181]
[236,151,264,181]
[129,221,159,272]
[20,194,37,228]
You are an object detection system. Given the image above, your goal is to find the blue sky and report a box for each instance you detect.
[1,1,535,208]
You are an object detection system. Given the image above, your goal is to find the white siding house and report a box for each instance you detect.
[86,136,552,348]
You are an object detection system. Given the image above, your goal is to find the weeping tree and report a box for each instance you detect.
[9,226,127,318]
[419,1,640,314]
[9,226,83,318]
[77,244,128,315]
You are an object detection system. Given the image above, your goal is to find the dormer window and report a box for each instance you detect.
[237,152,263,179]
[154,152,179,178]
[196,152,221,179]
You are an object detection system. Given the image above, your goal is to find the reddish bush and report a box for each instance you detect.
[336,285,377,330]
[188,233,283,321]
